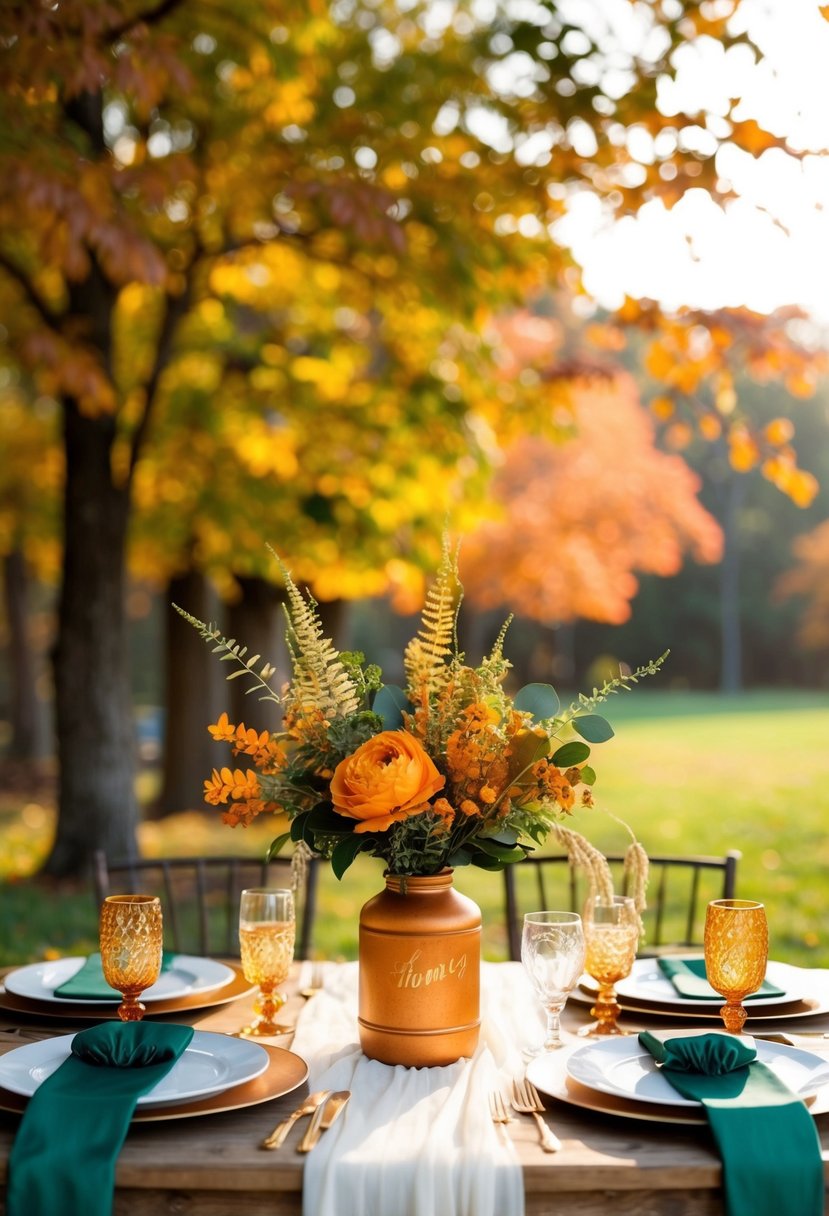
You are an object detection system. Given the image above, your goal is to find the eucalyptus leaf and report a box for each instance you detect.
[372,684,412,729]
[514,682,560,721]
[579,765,597,786]
[469,853,505,872]
[474,838,525,862]
[448,848,473,867]
[482,828,519,847]
[573,714,615,743]
[551,740,591,767]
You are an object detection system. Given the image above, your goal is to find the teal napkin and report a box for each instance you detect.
[639,1031,823,1216]
[7,1021,194,1216]
[54,951,176,1000]
[657,956,785,1001]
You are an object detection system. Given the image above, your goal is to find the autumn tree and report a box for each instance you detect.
[461,364,722,626]
[1,0,826,874]
[777,524,829,657]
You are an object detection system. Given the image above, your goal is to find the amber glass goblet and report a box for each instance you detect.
[99,895,163,1022]
[704,898,768,1034]
[238,888,296,1037]
[578,895,639,1037]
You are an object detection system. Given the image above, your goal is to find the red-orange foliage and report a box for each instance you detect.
[461,373,722,625]
[777,523,829,651]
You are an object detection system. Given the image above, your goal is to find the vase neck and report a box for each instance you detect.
[385,870,454,895]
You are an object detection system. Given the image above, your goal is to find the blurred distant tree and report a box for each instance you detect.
[461,370,722,625]
[573,377,829,689]
[778,524,829,657]
[0,0,826,873]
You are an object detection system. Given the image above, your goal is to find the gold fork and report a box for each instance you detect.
[510,1078,562,1153]
[261,1090,330,1150]
[488,1090,511,1145]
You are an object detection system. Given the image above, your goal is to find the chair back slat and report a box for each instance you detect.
[91,852,318,959]
[503,850,741,961]
[155,863,177,953]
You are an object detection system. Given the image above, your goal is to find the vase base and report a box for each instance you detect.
[358,1016,480,1068]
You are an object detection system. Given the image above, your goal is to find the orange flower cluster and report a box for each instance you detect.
[531,759,576,812]
[208,711,286,773]
[444,703,514,819]
[203,765,272,827]
[204,713,287,825]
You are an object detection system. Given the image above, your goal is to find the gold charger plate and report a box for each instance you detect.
[0,1042,308,1122]
[570,985,829,1025]
[0,963,255,1022]
[527,1043,829,1125]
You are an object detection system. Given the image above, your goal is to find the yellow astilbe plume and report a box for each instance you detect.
[404,540,461,705]
[275,554,360,720]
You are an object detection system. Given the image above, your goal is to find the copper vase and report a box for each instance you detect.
[358,869,481,1068]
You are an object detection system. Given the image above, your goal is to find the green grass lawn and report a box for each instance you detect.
[1,689,828,968]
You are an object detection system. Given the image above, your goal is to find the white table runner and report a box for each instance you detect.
[291,961,540,1216]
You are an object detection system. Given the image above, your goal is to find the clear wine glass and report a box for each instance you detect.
[704,898,768,1034]
[238,888,296,1037]
[521,911,586,1053]
[99,895,163,1022]
[578,895,639,1037]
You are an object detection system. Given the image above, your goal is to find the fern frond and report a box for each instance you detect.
[404,539,461,702]
[269,550,360,719]
[173,605,282,704]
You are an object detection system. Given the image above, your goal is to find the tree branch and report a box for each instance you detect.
[106,0,187,42]
[0,252,64,334]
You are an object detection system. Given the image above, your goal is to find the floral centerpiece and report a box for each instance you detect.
[181,545,656,895]
[180,543,659,1065]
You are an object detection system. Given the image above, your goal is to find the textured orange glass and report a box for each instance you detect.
[579,896,639,1037]
[99,895,163,1022]
[238,888,295,1037]
[704,899,768,1033]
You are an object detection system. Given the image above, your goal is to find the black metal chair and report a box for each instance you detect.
[503,850,740,962]
[92,851,319,960]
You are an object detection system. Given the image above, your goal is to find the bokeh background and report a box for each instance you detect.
[1,0,828,965]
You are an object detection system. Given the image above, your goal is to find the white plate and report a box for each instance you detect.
[565,1034,829,1108]
[527,1044,829,1125]
[4,956,235,1006]
[0,1031,270,1107]
[581,958,803,1011]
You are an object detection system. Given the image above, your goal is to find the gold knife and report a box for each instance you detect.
[297,1090,350,1153]
[261,1090,330,1150]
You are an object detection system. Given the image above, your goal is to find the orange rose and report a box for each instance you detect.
[330,730,446,833]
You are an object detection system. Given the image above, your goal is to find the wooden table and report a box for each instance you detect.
[0,965,827,1216]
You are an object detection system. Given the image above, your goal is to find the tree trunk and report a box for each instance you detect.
[153,569,221,818]
[2,548,42,759]
[719,473,744,694]
[44,403,139,875]
[227,576,286,729]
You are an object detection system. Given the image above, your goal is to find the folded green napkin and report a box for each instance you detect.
[657,956,786,1001]
[639,1031,823,1216]
[54,950,176,1000]
[7,1021,194,1216]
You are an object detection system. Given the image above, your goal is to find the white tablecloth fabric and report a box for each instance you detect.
[291,961,542,1216]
